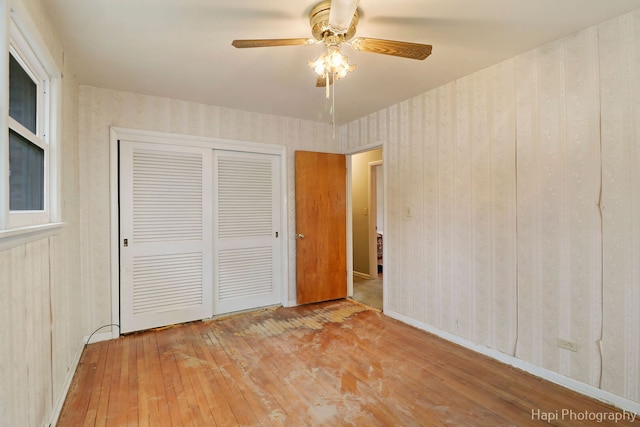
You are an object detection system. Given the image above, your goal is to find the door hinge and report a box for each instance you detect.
[123,238,128,247]
[275,231,279,238]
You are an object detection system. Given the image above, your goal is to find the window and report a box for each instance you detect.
[1,2,61,247]
[9,51,46,213]
[0,0,62,250]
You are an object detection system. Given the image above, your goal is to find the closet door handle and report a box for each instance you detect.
[296,233,305,240]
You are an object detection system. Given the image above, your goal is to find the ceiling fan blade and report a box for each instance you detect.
[349,37,432,60]
[232,38,315,48]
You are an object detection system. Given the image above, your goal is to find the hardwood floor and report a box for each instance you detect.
[58,300,637,426]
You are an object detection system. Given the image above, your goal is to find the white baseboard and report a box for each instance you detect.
[385,309,640,415]
[353,271,370,280]
[48,337,85,427]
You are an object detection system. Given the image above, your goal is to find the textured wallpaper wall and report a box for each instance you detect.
[599,10,640,404]
[0,0,82,426]
[341,10,640,405]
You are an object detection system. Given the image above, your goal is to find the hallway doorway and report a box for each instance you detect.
[350,148,383,310]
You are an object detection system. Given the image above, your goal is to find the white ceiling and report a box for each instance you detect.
[44,0,640,125]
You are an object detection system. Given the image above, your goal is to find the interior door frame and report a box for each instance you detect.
[109,127,289,338]
[345,142,386,306]
[368,160,383,279]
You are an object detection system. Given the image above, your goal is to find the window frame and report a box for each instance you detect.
[1,0,62,249]
[8,42,49,224]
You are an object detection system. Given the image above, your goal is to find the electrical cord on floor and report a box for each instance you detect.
[85,324,120,348]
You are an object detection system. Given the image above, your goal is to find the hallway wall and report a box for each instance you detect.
[351,149,382,276]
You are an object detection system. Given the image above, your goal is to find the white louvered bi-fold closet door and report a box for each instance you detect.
[119,141,213,333]
[213,151,281,315]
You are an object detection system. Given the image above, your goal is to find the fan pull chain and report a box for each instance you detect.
[332,72,336,139]
[326,72,330,99]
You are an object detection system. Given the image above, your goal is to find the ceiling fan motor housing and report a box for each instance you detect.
[310,0,359,42]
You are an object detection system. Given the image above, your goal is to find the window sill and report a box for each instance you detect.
[0,222,65,252]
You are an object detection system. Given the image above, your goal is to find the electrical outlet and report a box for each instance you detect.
[557,338,578,352]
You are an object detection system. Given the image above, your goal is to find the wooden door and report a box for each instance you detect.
[295,151,347,304]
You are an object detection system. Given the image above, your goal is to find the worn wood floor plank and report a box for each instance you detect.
[124,334,139,427]
[57,300,638,426]
[231,314,320,426]
[202,326,261,425]
[176,326,218,426]
[341,312,528,425]
[108,335,128,427]
[217,316,294,425]
[82,342,108,427]
[360,311,596,424]
[189,325,240,426]
[95,334,120,427]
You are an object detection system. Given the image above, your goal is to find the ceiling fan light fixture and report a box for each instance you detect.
[327,45,346,67]
[232,0,432,126]
[308,58,326,76]
[336,64,356,80]
[308,45,355,79]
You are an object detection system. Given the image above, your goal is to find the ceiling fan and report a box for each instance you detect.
[231,0,432,88]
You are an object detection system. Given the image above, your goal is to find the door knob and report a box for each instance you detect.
[296,233,305,240]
